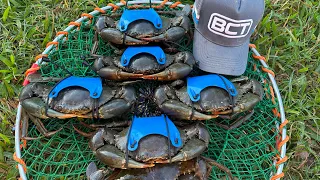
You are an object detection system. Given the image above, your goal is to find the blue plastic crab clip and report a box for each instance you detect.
[118,8,162,32]
[127,115,182,151]
[48,76,103,99]
[121,46,166,66]
[187,74,237,102]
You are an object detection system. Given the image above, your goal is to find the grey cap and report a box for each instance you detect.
[193,0,265,76]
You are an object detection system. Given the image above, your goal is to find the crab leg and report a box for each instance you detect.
[23,114,62,140]
[201,156,234,180]
[20,108,29,140]
[216,110,254,130]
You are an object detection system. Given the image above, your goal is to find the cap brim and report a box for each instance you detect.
[193,30,249,76]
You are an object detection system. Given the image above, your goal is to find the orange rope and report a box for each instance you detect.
[13,152,27,173]
[35,54,48,62]
[250,43,289,180]
[25,66,40,76]
[269,85,276,104]
[261,67,275,77]
[153,0,168,8]
[46,41,59,49]
[249,43,257,49]
[68,21,81,27]
[120,0,126,5]
[20,139,27,149]
[108,3,120,12]
[279,119,289,133]
[272,108,281,118]
[56,31,68,40]
[271,173,284,180]
[170,1,181,8]
[277,136,289,151]
[252,54,267,63]
[276,156,288,165]
[94,7,106,14]
[81,13,93,19]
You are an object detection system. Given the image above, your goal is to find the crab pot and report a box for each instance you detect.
[14,1,288,180]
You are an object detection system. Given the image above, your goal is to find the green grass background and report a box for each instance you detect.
[0,0,319,179]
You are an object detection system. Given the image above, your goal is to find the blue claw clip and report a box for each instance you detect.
[187,74,237,102]
[48,76,103,99]
[118,8,162,32]
[121,46,166,66]
[127,115,182,151]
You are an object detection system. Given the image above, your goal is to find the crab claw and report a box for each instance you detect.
[86,162,107,180]
[141,27,186,42]
[100,28,145,45]
[160,123,209,163]
[98,66,143,80]
[96,145,155,169]
[142,63,191,81]
[163,100,219,120]
[94,56,144,80]
[143,51,196,81]
[21,97,82,119]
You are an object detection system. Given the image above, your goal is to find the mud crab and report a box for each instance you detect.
[93,48,196,81]
[86,120,209,169]
[154,75,263,128]
[19,81,136,126]
[86,157,234,180]
[93,5,191,46]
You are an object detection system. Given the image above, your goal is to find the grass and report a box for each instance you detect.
[0,0,319,179]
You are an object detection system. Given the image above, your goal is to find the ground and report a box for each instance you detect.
[0,0,319,179]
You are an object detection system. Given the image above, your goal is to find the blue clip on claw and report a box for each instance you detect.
[118,8,162,32]
[127,115,182,151]
[121,46,166,66]
[48,76,103,99]
[187,74,237,102]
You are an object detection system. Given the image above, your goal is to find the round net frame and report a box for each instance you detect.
[14,1,288,180]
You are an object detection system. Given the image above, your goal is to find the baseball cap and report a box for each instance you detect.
[193,0,265,76]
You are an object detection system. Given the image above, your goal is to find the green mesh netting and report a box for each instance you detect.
[22,3,280,180]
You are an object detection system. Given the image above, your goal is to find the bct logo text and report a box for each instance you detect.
[208,13,253,38]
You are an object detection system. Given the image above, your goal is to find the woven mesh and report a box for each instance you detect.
[22,3,280,180]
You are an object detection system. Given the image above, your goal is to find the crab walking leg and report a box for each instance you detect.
[201,156,235,180]
[100,28,145,45]
[20,108,29,140]
[95,145,155,169]
[141,27,186,42]
[159,100,218,120]
[23,114,62,139]
[216,110,255,130]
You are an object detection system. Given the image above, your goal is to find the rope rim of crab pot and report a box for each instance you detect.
[250,43,289,180]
